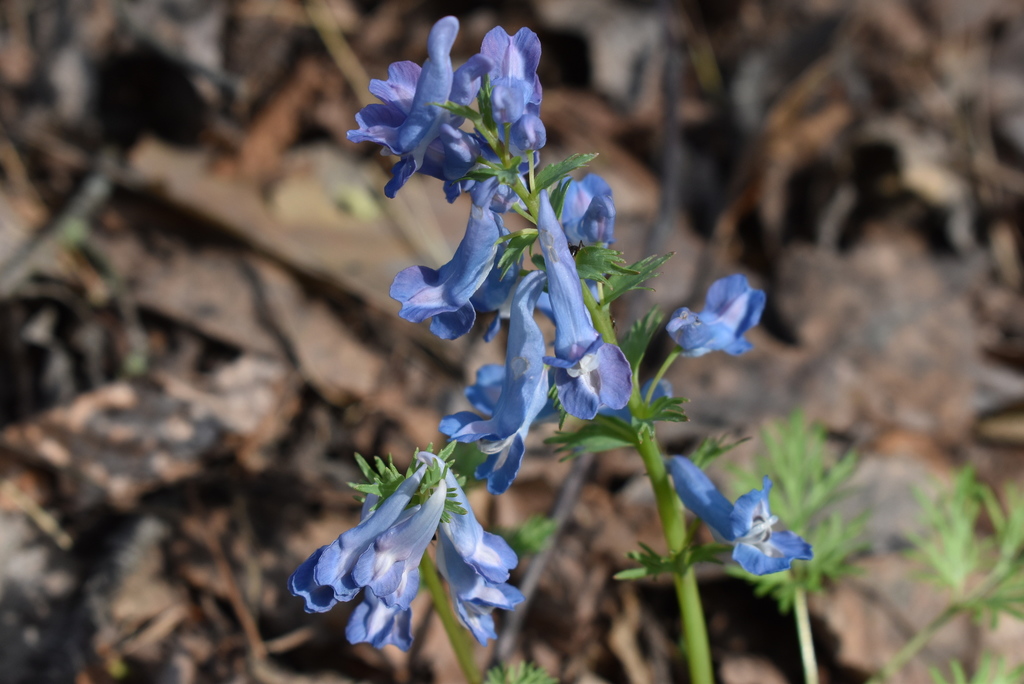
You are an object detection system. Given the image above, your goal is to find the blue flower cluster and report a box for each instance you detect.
[290,452,522,649]
[292,14,807,654]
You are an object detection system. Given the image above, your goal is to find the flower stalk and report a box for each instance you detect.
[421,552,483,684]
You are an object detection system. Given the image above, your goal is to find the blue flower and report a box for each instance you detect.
[666,456,813,575]
[390,179,502,339]
[352,478,447,609]
[440,270,550,494]
[469,234,520,343]
[289,468,427,613]
[437,459,518,583]
[345,590,412,651]
[290,450,523,650]
[481,27,542,124]
[535,190,632,420]
[510,113,546,153]
[347,17,492,198]
[666,274,766,357]
[436,532,524,645]
[561,174,616,245]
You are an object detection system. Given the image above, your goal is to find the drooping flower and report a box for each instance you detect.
[535,190,632,420]
[347,17,492,198]
[440,270,550,494]
[437,532,524,645]
[561,174,616,245]
[481,26,542,125]
[289,468,427,612]
[390,179,502,339]
[290,451,523,650]
[351,480,447,609]
[666,456,813,575]
[437,460,518,583]
[666,274,766,357]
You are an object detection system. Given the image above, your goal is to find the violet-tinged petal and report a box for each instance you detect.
[666,274,766,357]
[665,456,735,541]
[308,468,426,601]
[481,27,542,123]
[450,54,493,106]
[491,83,528,124]
[536,190,632,419]
[353,481,446,609]
[510,113,546,152]
[465,364,505,415]
[436,533,524,646]
[439,124,481,182]
[535,190,599,360]
[439,465,518,583]
[288,547,339,613]
[396,16,458,154]
[367,61,421,111]
[384,156,418,198]
[668,457,813,576]
[546,339,631,420]
[390,184,501,339]
[440,271,549,494]
[561,174,615,245]
[345,591,413,651]
[579,195,616,244]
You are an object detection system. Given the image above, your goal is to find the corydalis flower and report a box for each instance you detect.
[666,274,765,357]
[481,26,542,125]
[666,456,813,575]
[561,174,616,245]
[347,17,491,198]
[432,455,523,644]
[289,468,428,613]
[535,190,631,420]
[289,451,522,650]
[440,270,550,494]
[390,179,502,339]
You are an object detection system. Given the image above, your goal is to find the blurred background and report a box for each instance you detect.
[0,0,1023,682]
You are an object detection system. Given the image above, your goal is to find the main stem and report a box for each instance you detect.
[420,553,482,684]
[584,292,714,684]
[794,587,819,684]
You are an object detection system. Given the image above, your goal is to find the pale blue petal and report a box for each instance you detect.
[665,456,735,540]
[353,483,446,609]
[436,534,524,646]
[666,275,765,357]
[732,542,796,576]
[288,547,339,613]
[390,186,500,338]
[345,591,413,651]
[730,477,773,540]
[441,271,548,493]
[311,468,426,599]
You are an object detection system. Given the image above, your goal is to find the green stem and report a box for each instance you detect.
[420,553,482,684]
[635,428,714,684]
[794,587,819,684]
[528,147,536,192]
[646,347,683,403]
[583,290,714,684]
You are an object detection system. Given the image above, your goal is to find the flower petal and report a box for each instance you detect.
[665,456,735,541]
[345,590,413,651]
